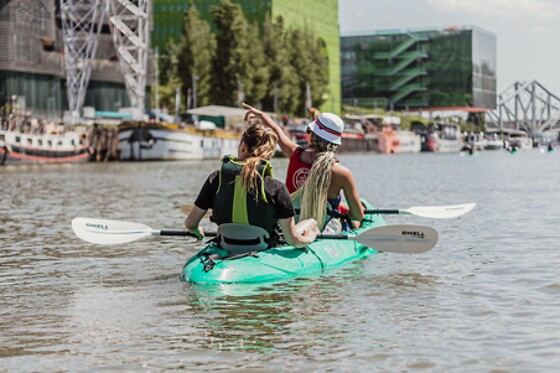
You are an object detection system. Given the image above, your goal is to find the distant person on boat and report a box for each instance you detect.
[184,123,318,248]
[242,103,365,231]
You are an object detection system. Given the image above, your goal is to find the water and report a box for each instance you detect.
[1,150,559,372]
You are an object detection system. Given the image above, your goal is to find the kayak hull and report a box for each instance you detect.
[181,200,385,284]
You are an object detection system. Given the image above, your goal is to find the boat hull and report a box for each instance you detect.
[182,200,385,284]
[397,131,421,153]
[0,130,90,165]
[484,140,503,150]
[118,123,240,161]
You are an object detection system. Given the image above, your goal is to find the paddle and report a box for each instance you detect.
[363,203,476,219]
[180,202,475,219]
[320,224,438,254]
[72,218,437,254]
[71,217,217,245]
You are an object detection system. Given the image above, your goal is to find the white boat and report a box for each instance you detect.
[0,129,90,165]
[508,131,533,150]
[118,122,241,161]
[412,122,462,153]
[397,130,421,153]
[485,128,533,151]
[435,123,463,153]
[483,130,503,150]
[463,131,486,151]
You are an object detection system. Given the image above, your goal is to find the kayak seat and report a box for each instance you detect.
[217,223,271,257]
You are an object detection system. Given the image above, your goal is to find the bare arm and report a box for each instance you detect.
[278,217,318,248]
[334,164,364,229]
[184,205,207,239]
[242,102,297,157]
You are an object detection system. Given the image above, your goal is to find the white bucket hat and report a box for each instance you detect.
[307,113,344,145]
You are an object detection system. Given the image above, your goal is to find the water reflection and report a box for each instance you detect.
[184,280,320,352]
[179,264,442,357]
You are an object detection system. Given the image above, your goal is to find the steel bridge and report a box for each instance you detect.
[486,80,560,137]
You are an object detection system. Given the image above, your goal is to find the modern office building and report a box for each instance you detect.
[152,0,341,113]
[0,0,130,121]
[340,26,496,111]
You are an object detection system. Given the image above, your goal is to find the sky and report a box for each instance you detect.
[339,0,560,97]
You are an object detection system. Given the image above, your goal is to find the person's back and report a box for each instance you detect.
[185,122,318,248]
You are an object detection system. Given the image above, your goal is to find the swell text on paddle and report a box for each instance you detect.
[401,230,425,239]
[445,206,464,211]
[86,223,108,231]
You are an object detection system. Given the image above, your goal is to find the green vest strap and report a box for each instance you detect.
[232,175,249,224]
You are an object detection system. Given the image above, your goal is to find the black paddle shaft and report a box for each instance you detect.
[367,209,400,215]
[160,230,217,238]
[295,209,401,217]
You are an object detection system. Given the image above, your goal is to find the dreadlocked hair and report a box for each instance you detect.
[240,123,278,196]
[297,134,338,228]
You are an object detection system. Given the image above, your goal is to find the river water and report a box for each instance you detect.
[1,149,559,372]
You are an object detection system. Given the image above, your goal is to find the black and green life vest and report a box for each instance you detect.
[212,156,278,236]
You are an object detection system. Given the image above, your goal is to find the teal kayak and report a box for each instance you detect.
[181,200,385,284]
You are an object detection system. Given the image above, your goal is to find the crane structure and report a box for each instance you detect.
[106,0,150,119]
[59,0,151,122]
[487,80,560,137]
[60,0,106,121]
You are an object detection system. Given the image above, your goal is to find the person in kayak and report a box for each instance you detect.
[242,103,364,230]
[184,123,318,248]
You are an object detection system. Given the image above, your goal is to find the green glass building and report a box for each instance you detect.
[341,26,496,111]
[152,0,341,113]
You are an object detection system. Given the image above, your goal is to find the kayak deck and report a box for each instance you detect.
[181,200,385,284]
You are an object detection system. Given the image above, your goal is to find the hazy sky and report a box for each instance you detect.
[339,0,560,97]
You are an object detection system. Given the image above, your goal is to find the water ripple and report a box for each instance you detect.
[2,151,560,371]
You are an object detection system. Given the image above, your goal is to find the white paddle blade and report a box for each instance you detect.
[406,203,476,219]
[355,224,439,254]
[72,217,154,245]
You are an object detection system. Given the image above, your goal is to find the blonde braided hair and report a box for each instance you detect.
[296,134,338,228]
[239,124,278,195]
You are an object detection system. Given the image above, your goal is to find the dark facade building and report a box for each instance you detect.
[341,25,496,111]
[0,0,129,121]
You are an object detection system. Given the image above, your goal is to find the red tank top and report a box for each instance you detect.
[285,147,311,193]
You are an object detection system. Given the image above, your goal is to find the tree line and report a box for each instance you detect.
[155,0,329,117]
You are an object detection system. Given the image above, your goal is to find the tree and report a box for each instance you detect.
[287,28,328,116]
[307,33,329,110]
[178,2,215,108]
[210,0,251,106]
[153,39,181,112]
[286,28,307,115]
[262,15,298,114]
[242,22,269,106]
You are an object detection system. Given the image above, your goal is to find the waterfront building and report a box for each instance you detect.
[341,26,496,111]
[0,0,130,121]
[152,0,341,114]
